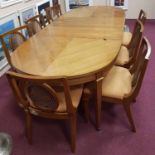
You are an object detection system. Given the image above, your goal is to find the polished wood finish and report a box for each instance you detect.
[131,9,146,35]
[138,9,147,24]
[0,25,31,67]
[6,71,88,152]
[130,10,146,45]
[122,9,146,47]
[12,6,125,80]
[127,20,144,67]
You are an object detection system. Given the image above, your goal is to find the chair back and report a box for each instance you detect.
[129,37,151,98]
[138,9,147,24]
[52,4,62,18]
[26,14,45,35]
[46,4,62,22]
[6,72,76,115]
[128,19,144,65]
[0,25,31,66]
[45,7,53,24]
[52,4,62,21]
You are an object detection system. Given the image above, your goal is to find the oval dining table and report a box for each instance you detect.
[11,6,125,129]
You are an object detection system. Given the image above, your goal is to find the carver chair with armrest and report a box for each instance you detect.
[83,36,151,131]
[0,25,31,68]
[6,72,87,153]
[25,14,45,35]
[45,4,62,23]
[123,9,146,46]
[115,19,143,68]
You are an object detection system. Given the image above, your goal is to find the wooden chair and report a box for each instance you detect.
[26,14,45,35]
[0,25,31,67]
[115,19,143,68]
[45,7,53,24]
[83,36,151,131]
[6,72,87,152]
[123,9,146,46]
[45,4,62,23]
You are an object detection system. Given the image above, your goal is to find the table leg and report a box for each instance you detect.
[95,76,103,130]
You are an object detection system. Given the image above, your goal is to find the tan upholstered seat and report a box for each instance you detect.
[115,46,130,66]
[53,86,83,112]
[122,32,132,46]
[102,66,132,100]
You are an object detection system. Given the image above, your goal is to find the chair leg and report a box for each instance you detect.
[123,103,136,132]
[82,93,90,122]
[95,80,102,130]
[95,98,101,130]
[25,111,32,144]
[69,115,76,153]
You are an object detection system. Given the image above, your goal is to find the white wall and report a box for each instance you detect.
[92,0,155,19]
[126,0,155,19]
[0,0,155,19]
[93,0,107,5]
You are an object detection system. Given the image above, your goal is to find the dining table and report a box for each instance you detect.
[11,6,125,129]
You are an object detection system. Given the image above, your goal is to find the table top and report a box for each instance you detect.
[11,6,125,81]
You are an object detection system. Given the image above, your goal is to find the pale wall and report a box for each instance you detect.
[0,0,155,19]
[92,0,155,19]
[126,0,155,19]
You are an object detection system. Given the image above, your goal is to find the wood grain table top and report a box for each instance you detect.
[11,6,125,80]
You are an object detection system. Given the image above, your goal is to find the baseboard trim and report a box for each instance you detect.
[0,64,10,77]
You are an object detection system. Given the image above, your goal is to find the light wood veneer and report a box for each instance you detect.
[11,6,125,82]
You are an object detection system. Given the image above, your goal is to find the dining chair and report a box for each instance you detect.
[123,9,146,46]
[83,36,151,131]
[6,71,87,152]
[45,7,53,24]
[0,25,31,67]
[45,4,62,23]
[26,14,45,35]
[115,19,143,68]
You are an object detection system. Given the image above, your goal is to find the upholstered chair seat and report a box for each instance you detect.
[102,66,132,100]
[57,86,83,112]
[115,46,130,66]
[122,32,132,46]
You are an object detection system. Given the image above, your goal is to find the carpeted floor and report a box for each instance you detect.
[0,20,155,155]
